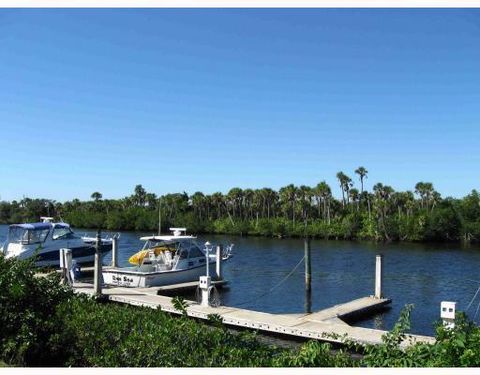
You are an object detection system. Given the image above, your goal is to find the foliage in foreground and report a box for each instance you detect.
[0,255,353,367]
[3,255,480,367]
[0,254,74,366]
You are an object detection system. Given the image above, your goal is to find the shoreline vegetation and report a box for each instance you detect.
[1,168,479,243]
[2,255,480,367]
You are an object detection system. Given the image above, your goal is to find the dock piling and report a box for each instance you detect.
[375,254,383,299]
[59,248,67,282]
[304,237,311,292]
[59,248,73,285]
[93,230,102,297]
[199,276,212,307]
[216,245,223,280]
[305,288,312,314]
[111,236,118,268]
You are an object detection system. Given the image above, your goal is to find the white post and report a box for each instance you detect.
[65,248,73,284]
[205,241,211,277]
[59,248,73,285]
[111,236,118,268]
[199,276,211,307]
[59,248,66,283]
[200,241,213,307]
[93,230,102,297]
[375,254,383,299]
[215,245,222,280]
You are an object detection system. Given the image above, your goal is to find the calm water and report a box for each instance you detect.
[2,224,480,336]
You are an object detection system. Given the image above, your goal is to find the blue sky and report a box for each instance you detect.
[0,9,479,202]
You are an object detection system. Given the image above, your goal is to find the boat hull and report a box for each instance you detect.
[36,243,112,267]
[102,261,220,288]
[3,243,112,268]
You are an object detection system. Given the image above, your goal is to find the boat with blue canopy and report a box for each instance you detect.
[1,217,115,267]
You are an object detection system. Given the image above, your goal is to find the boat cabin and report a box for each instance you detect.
[129,229,209,272]
[7,222,78,246]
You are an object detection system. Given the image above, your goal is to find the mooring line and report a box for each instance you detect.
[232,254,306,308]
[474,299,480,322]
[465,285,480,312]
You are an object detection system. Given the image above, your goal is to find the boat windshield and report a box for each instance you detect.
[9,227,49,245]
[52,225,77,240]
[146,239,205,259]
[147,240,178,252]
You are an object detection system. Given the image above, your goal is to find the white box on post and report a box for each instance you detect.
[441,301,456,329]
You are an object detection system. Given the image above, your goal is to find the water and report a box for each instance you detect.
[2,224,480,336]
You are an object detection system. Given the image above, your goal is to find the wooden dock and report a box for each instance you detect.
[71,282,435,348]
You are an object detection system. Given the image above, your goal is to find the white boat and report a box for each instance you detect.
[1,217,114,267]
[102,228,233,288]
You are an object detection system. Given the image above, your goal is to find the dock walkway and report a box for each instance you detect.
[72,282,435,348]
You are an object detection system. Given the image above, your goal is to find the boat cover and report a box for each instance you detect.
[10,222,52,230]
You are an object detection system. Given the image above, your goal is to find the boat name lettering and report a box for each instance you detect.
[112,275,134,283]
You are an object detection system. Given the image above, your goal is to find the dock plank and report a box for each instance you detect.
[299,296,392,322]
[71,282,435,347]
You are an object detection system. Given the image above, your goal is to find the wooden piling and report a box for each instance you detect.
[111,236,118,268]
[59,248,67,284]
[65,249,73,284]
[216,245,223,280]
[375,254,383,299]
[304,237,311,292]
[305,288,312,314]
[93,230,102,297]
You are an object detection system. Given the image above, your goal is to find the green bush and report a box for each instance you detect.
[0,255,74,366]
[58,298,285,367]
[424,207,461,241]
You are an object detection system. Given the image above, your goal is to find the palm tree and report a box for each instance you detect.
[404,191,415,217]
[415,182,427,209]
[243,189,254,220]
[191,192,205,220]
[279,184,297,225]
[414,182,425,206]
[133,184,147,206]
[336,172,353,207]
[349,188,360,211]
[145,193,158,209]
[373,183,395,240]
[298,185,313,224]
[91,192,102,202]
[211,192,224,219]
[227,188,243,219]
[355,167,368,194]
[314,181,331,221]
[415,182,435,210]
[262,188,277,219]
[313,182,323,218]
[431,191,441,211]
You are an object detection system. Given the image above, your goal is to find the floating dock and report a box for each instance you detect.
[71,281,435,348]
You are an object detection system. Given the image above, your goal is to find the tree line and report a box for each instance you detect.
[1,167,479,242]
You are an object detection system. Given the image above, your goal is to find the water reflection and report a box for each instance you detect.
[373,313,385,331]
